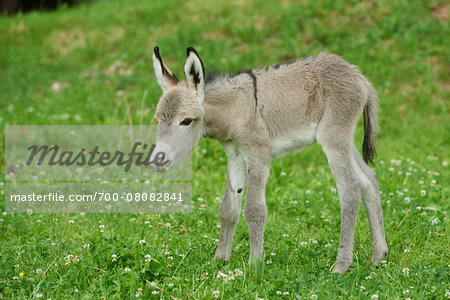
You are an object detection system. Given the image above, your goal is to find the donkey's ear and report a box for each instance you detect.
[184,47,205,105]
[153,46,179,92]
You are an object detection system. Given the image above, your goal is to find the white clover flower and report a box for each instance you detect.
[420,190,426,196]
[266,260,272,264]
[83,243,90,250]
[283,234,289,238]
[442,161,448,167]
[305,190,311,194]
[300,242,308,247]
[445,290,450,298]
[112,254,117,261]
[280,171,287,176]
[371,295,379,300]
[360,286,365,290]
[151,291,159,295]
[402,267,409,276]
[325,243,331,248]
[330,187,337,193]
[276,291,282,295]
[431,180,436,186]
[212,290,220,298]
[404,197,411,203]
[168,283,174,287]
[431,218,439,225]
[34,293,43,298]
[35,268,43,274]
[403,289,409,294]
[283,292,289,295]
[145,255,151,262]
[311,294,318,299]
[365,275,372,280]
[124,267,131,272]
[404,249,410,253]
[138,239,146,245]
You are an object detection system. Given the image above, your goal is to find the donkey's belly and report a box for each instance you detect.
[271,125,317,158]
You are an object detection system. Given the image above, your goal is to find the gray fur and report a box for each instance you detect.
[152,47,388,273]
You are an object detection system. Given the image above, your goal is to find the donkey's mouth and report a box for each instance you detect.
[153,161,172,173]
[155,165,170,173]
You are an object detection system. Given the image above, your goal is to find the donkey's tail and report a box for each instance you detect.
[362,85,378,164]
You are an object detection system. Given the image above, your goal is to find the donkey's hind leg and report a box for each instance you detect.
[317,127,361,274]
[351,146,388,264]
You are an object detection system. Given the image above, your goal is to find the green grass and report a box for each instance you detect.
[0,0,449,298]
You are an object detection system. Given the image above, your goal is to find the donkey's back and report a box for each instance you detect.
[232,53,377,161]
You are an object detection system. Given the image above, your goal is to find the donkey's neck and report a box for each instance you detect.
[202,75,240,141]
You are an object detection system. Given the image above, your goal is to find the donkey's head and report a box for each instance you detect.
[152,46,205,172]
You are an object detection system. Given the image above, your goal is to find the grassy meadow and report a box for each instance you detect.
[0,0,449,298]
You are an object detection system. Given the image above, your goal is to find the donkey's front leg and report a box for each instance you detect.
[214,144,247,262]
[243,147,270,264]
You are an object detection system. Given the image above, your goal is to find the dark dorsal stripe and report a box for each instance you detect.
[243,70,258,113]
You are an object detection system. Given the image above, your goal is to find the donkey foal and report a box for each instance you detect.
[152,46,388,273]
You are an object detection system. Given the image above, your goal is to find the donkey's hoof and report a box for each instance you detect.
[371,246,388,265]
[332,260,352,274]
[214,251,230,264]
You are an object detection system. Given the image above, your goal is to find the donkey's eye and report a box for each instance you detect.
[179,118,193,126]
